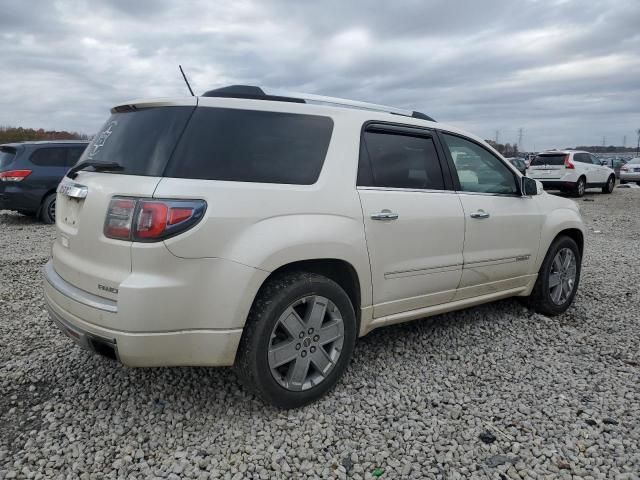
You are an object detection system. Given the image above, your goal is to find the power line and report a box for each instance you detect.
[517,128,524,151]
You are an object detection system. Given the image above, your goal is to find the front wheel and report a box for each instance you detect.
[235,272,357,409]
[523,235,581,316]
[602,175,615,194]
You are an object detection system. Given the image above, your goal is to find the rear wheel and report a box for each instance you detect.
[523,235,581,316]
[235,271,356,409]
[39,193,56,224]
[573,177,586,197]
[602,175,615,194]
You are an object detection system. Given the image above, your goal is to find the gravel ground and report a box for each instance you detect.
[1,189,639,479]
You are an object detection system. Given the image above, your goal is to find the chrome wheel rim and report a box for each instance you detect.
[48,199,56,221]
[608,177,614,191]
[578,180,585,195]
[268,295,344,391]
[549,248,577,305]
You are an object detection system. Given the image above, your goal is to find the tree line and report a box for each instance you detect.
[0,126,89,144]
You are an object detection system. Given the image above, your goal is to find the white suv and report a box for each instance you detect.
[528,150,616,197]
[43,86,585,408]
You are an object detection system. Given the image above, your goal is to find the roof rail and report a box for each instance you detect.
[201,85,436,122]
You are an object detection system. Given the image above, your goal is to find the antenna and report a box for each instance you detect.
[179,65,195,97]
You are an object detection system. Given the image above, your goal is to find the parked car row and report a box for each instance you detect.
[620,157,640,184]
[0,140,88,222]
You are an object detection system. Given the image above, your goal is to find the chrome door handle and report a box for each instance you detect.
[470,210,490,219]
[371,210,399,221]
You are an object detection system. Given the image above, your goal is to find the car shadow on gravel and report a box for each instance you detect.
[0,211,40,225]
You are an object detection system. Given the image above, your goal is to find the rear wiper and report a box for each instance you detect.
[67,161,124,179]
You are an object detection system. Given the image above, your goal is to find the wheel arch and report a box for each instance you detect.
[253,258,363,331]
[535,209,585,271]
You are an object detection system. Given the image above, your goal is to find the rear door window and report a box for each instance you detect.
[0,147,17,169]
[357,130,445,190]
[167,108,334,184]
[530,154,566,166]
[30,147,68,167]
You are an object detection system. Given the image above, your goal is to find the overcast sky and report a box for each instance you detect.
[1,0,639,151]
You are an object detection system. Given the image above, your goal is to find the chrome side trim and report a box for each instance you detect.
[385,263,462,279]
[464,255,531,268]
[43,261,118,313]
[57,180,88,199]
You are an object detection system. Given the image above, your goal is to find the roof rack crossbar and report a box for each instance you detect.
[202,85,435,122]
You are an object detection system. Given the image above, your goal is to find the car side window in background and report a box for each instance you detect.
[30,148,68,167]
[574,153,591,164]
[67,147,86,166]
[358,131,445,190]
[441,133,518,194]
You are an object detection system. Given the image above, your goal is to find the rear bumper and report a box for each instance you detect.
[42,260,243,367]
[0,184,43,212]
[620,172,640,182]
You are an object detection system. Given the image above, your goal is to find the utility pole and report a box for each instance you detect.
[636,129,640,156]
[495,130,500,144]
[623,135,627,149]
[517,128,524,152]
[602,136,606,148]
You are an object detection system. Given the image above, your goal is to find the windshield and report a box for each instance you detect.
[78,106,195,176]
[0,146,17,170]
[530,154,566,166]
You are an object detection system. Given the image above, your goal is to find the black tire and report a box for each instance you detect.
[602,175,615,194]
[573,177,586,197]
[235,272,357,409]
[39,193,56,224]
[523,235,581,316]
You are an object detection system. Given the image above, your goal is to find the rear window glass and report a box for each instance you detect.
[0,147,17,169]
[30,147,68,167]
[79,106,195,176]
[166,108,334,184]
[531,154,566,166]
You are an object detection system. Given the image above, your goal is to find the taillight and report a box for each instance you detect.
[564,155,574,169]
[104,197,206,242]
[0,169,32,182]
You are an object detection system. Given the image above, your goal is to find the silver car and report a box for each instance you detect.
[620,158,640,185]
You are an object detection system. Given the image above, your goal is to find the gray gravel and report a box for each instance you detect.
[1,189,639,479]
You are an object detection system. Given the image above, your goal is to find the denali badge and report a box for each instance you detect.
[57,181,88,199]
[98,284,119,295]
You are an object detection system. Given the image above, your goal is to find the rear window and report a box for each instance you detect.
[166,108,334,184]
[0,147,17,169]
[530,154,566,166]
[79,106,196,176]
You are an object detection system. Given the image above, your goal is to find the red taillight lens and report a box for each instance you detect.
[104,197,205,242]
[564,155,574,169]
[135,202,168,239]
[0,169,32,182]
[104,198,136,239]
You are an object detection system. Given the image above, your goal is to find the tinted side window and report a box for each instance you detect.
[358,131,445,190]
[168,108,333,184]
[67,147,86,166]
[30,148,68,167]
[442,133,518,194]
[574,153,590,164]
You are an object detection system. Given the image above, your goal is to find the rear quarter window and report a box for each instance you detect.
[30,147,68,167]
[166,108,334,185]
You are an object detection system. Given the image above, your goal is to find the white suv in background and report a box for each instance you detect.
[43,86,585,408]
[528,150,616,197]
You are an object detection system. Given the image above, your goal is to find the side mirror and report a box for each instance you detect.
[522,176,539,196]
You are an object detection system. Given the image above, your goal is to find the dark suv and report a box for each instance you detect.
[0,141,88,223]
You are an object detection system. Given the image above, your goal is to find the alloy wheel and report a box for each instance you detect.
[48,199,56,222]
[549,248,577,305]
[268,295,344,391]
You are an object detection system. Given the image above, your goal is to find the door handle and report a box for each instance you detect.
[470,210,490,219]
[371,209,399,221]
